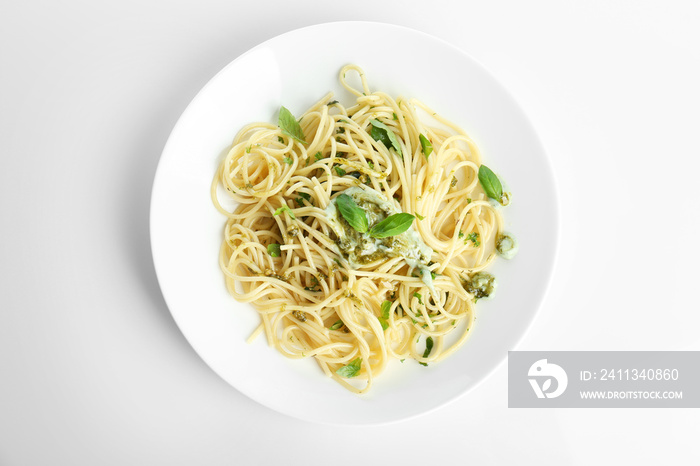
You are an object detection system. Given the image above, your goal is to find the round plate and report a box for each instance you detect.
[150,21,558,425]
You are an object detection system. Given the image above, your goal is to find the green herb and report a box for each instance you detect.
[278,106,307,144]
[368,213,415,238]
[392,112,398,121]
[431,272,437,280]
[478,165,505,203]
[378,300,391,330]
[450,176,458,188]
[334,166,346,176]
[328,100,339,105]
[336,193,368,233]
[369,119,402,157]
[330,319,344,330]
[413,292,423,305]
[267,244,281,257]
[273,205,296,219]
[467,198,472,204]
[314,151,323,161]
[303,286,320,292]
[277,136,284,144]
[296,192,311,207]
[458,230,464,238]
[283,156,293,165]
[419,134,433,159]
[245,145,251,153]
[419,336,434,366]
[466,232,480,247]
[415,213,425,221]
[368,161,374,170]
[336,357,362,378]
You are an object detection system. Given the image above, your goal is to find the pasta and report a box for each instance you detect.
[211,65,513,393]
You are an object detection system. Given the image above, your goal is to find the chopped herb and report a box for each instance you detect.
[334,166,346,176]
[303,286,320,292]
[400,359,405,363]
[330,320,344,330]
[467,198,472,204]
[277,136,284,143]
[278,106,307,144]
[245,145,251,153]
[415,213,425,221]
[296,192,311,207]
[419,134,433,159]
[431,272,437,280]
[336,357,362,378]
[368,161,374,170]
[466,232,480,247]
[450,176,458,188]
[419,336,434,366]
[336,193,369,233]
[458,230,464,238]
[328,100,339,105]
[392,112,398,120]
[413,292,423,305]
[273,205,296,219]
[283,156,293,165]
[267,244,281,257]
[314,151,323,161]
[368,213,415,238]
[292,310,307,321]
[369,119,402,157]
[378,300,391,330]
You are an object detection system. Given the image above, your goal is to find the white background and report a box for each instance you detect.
[2,1,699,464]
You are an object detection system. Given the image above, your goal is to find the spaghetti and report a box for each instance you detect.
[211,65,510,393]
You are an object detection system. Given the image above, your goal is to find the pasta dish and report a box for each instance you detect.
[211,65,516,393]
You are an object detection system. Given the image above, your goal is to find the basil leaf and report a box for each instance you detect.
[314,151,323,161]
[267,244,281,257]
[336,193,368,233]
[283,156,293,165]
[336,357,362,378]
[419,336,434,366]
[478,165,503,202]
[419,134,433,159]
[278,106,307,144]
[369,119,402,157]
[378,300,391,330]
[368,213,415,238]
[273,205,296,220]
[334,166,346,176]
[330,319,343,330]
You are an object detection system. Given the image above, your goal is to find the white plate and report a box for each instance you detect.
[150,21,558,425]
